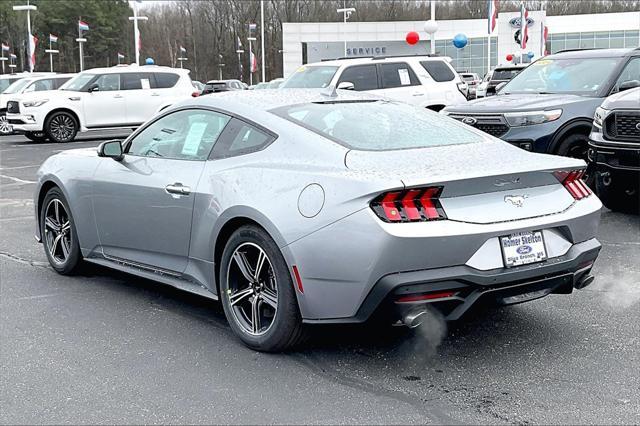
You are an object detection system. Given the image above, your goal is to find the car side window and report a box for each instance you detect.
[121,72,153,90]
[92,74,120,91]
[613,57,640,92]
[25,79,54,92]
[380,63,420,88]
[420,60,455,82]
[153,73,179,89]
[210,118,275,159]
[53,78,70,89]
[126,109,231,161]
[337,65,379,91]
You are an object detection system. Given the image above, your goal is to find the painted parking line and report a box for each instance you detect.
[0,174,36,184]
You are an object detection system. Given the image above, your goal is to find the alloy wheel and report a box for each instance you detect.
[44,198,72,265]
[0,114,11,135]
[226,242,278,336]
[49,114,75,141]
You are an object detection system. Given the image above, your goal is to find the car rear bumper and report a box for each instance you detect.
[331,237,600,324]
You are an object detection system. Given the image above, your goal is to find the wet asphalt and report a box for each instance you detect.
[1,132,638,424]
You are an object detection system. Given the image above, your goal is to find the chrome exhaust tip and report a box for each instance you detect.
[403,310,428,329]
[574,274,595,290]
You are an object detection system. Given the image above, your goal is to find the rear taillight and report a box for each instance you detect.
[554,169,592,200]
[191,91,200,97]
[371,186,447,222]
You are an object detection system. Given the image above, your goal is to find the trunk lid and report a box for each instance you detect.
[345,139,585,224]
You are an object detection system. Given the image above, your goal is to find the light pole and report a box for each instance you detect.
[336,6,355,57]
[218,54,224,80]
[260,0,266,83]
[129,1,148,65]
[12,2,37,72]
[424,1,437,55]
[247,36,256,85]
[45,35,59,72]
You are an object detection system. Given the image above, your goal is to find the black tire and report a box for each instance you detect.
[595,171,640,214]
[24,131,48,142]
[0,110,12,135]
[555,132,590,161]
[219,225,306,352]
[44,111,78,143]
[40,187,83,274]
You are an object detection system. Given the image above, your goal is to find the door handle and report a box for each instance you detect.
[113,94,124,99]
[165,183,191,196]
[412,92,425,96]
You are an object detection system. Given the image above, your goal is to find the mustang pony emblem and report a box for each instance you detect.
[504,195,528,207]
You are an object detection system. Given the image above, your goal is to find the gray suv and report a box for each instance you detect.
[589,87,640,213]
[442,48,640,162]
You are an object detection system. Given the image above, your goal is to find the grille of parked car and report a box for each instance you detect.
[604,111,640,142]
[449,114,510,138]
[6,101,19,114]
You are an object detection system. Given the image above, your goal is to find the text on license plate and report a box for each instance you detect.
[500,231,547,268]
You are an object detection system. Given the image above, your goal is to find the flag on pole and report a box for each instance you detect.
[28,34,38,72]
[1,43,9,52]
[520,3,528,49]
[9,53,17,59]
[541,24,548,56]
[179,46,187,54]
[49,34,58,43]
[487,0,498,35]
[117,52,125,59]
[78,20,90,31]
[250,50,257,73]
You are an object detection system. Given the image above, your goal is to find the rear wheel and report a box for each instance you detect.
[0,110,11,135]
[45,111,78,143]
[40,187,83,274]
[219,225,306,352]
[596,171,639,214]
[24,131,48,142]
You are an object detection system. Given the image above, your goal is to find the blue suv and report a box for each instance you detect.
[442,48,640,162]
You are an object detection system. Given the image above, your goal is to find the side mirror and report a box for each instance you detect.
[87,83,100,93]
[98,140,124,161]
[495,82,507,93]
[618,80,640,92]
[337,81,355,90]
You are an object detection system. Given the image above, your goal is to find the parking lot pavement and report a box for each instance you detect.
[1,133,639,424]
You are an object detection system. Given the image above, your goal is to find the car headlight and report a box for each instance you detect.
[593,106,608,129]
[23,99,48,108]
[503,109,562,127]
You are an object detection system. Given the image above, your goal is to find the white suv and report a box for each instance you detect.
[1,73,74,135]
[280,55,467,110]
[6,66,194,142]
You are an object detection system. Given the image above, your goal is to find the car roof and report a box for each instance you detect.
[188,88,380,113]
[81,65,189,75]
[308,55,450,67]
[28,73,76,80]
[546,48,637,59]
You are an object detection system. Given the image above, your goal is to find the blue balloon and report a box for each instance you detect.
[527,51,535,59]
[452,33,468,49]
[145,57,155,65]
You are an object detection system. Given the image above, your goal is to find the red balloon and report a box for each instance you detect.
[406,31,420,45]
[506,54,514,62]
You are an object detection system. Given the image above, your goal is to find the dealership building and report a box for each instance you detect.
[282,11,640,77]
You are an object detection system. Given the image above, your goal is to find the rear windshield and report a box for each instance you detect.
[272,100,485,151]
[280,65,338,89]
[492,68,523,81]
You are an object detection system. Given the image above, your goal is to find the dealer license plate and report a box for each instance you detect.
[500,231,547,268]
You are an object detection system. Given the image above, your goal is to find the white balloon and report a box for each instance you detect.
[424,20,438,34]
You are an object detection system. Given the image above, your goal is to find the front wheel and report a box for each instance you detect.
[596,171,639,214]
[0,110,12,135]
[555,132,589,161]
[40,187,83,274]
[219,225,306,352]
[45,111,78,143]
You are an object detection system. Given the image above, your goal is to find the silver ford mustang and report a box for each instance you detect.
[35,89,602,351]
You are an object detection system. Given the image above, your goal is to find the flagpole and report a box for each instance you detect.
[1,49,5,74]
[248,38,253,85]
[78,21,84,71]
[49,38,52,71]
[260,0,265,82]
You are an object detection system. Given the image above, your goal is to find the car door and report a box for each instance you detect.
[92,108,231,273]
[83,73,125,128]
[121,72,158,125]
[374,62,423,105]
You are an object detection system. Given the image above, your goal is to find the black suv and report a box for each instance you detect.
[589,87,640,213]
[443,48,640,162]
